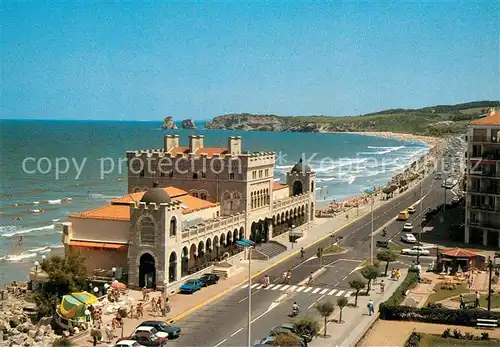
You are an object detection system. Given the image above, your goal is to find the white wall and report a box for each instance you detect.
[69,217,129,243]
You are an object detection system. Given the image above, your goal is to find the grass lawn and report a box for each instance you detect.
[387,241,404,252]
[323,244,345,254]
[451,294,500,308]
[419,334,499,346]
[427,284,469,304]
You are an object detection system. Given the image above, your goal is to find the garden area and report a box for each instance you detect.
[405,328,499,347]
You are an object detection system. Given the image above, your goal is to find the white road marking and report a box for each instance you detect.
[319,288,329,295]
[327,289,338,296]
[344,291,352,297]
[296,286,305,292]
[280,285,290,291]
[241,284,248,289]
[336,290,345,296]
[312,288,321,294]
[251,283,260,289]
[254,284,263,290]
[230,328,243,337]
[308,301,316,309]
[303,287,313,293]
[265,284,275,290]
[214,339,227,347]
[289,285,298,292]
[272,284,282,290]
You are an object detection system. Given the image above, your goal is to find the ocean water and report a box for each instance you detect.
[0,119,429,283]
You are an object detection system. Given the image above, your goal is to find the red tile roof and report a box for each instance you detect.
[111,187,187,204]
[168,146,228,157]
[273,183,288,191]
[69,240,128,251]
[471,112,500,125]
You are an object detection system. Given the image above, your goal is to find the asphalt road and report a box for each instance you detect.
[170,170,451,347]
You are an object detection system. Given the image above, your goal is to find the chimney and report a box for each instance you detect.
[189,135,204,153]
[164,135,179,152]
[228,136,242,155]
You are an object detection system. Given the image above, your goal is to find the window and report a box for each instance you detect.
[201,171,206,178]
[252,171,256,179]
[265,169,269,177]
[200,192,207,200]
[170,217,177,237]
[216,211,220,217]
[140,169,145,177]
[168,171,174,178]
[160,171,165,177]
[140,217,155,246]
[193,172,198,179]
[259,170,263,178]
[192,192,199,198]
[229,172,235,180]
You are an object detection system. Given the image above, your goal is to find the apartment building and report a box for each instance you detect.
[465,109,500,248]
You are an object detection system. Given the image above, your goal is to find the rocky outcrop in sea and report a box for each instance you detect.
[162,116,177,129]
[0,298,58,347]
[182,119,196,129]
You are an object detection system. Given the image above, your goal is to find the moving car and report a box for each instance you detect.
[139,321,181,339]
[401,233,417,243]
[402,223,413,231]
[117,332,167,347]
[407,206,416,214]
[397,210,410,221]
[401,246,430,256]
[199,273,219,286]
[270,323,312,343]
[179,279,203,294]
[132,326,168,339]
[115,341,146,347]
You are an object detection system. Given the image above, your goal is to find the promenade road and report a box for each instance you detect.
[168,169,450,347]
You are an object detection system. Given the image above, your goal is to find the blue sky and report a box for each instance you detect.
[2,1,499,120]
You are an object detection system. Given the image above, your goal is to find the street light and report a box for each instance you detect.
[364,187,375,265]
[34,260,40,283]
[112,267,117,280]
[163,280,168,317]
[236,238,256,347]
[93,287,99,296]
[417,179,423,264]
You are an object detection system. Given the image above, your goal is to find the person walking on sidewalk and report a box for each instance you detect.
[475,291,480,308]
[307,272,314,286]
[367,299,375,316]
[459,294,465,309]
[300,247,305,259]
[380,280,385,293]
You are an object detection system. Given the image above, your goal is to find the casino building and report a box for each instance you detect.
[63,135,316,289]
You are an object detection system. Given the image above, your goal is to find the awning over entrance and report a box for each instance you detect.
[69,240,127,251]
[440,248,479,258]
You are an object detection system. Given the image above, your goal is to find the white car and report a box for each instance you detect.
[115,341,146,347]
[132,326,168,339]
[407,207,416,214]
[401,233,417,243]
[402,223,413,231]
[401,246,430,256]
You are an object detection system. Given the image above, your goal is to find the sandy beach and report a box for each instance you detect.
[347,131,442,147]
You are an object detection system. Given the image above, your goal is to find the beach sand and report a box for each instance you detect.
[348,131,442,147]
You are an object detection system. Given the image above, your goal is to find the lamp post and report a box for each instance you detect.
[417,180,423,264]
[236,238,256,347]
[364,188,375,265]
[84,309,91,329]
[163,280,168,317]
[112,267,117,281]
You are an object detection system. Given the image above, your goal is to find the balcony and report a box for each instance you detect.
[482,150,500,160]
[468,204,497,212]
[471,136,498,143]
[466,219,500,230]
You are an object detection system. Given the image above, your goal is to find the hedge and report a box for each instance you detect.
[379,270,500,326]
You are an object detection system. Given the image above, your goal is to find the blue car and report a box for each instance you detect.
[179,279,203,294]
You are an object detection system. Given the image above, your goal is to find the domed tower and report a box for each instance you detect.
[128,182,182,290]
[286,158,316,221]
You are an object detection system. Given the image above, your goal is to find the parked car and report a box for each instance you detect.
[179,279,203,294]
[402,223,413,231]
[270,323,312,343]
[115,341,146,347]
[132,326,168,339]
[401,233,417,243]
[117,332,167,347]
[139,321,181,339]
[376,240,389,248]
[407,206,416,214]
[401,246,430,256]
[199,273,219,286]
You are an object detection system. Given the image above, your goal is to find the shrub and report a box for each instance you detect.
[426,302,443,309]
[404,331,421,347]
[441,328,451,338]
[118,308,128,318]
[293,317,320,339]
[464,332,474,340]
[382,271,419,307]
[452,329,462,339]
[481,332,490,340]
[53,337,72,346]
[268,333,302,346]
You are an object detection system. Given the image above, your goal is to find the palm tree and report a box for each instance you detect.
[315,301,335,337]
[376,250,398,276]
[348,278,366,307]
[337,297,348,323]
[361,265,380,295]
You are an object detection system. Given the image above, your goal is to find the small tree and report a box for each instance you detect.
[268,333,302,346]
[376,250,398,276]
[348,278,366,307]
[315,301,335,337]
[337,297,348,323]
[293,317,320,341]
[361,265,379,294]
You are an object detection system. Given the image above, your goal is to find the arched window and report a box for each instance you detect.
[193,172,198,179]
[170,217,177,237]
[200,192,207,200]
[140,217,155,246]
[311,181,314,192]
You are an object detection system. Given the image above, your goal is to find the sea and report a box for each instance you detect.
[0,119,429,284]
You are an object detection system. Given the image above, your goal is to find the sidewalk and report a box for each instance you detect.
[309,269,408,347]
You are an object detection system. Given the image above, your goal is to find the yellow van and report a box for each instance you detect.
[397,210,410,221]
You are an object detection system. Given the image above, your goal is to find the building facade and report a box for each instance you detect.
[465,109,500,248]
[63,135,316,289]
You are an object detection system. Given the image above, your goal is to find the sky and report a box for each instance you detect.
[1,1,499,121]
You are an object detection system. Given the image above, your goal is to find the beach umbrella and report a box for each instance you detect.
[111,281,127,290]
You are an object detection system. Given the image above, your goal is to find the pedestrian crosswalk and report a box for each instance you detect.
[240,283,352,298]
